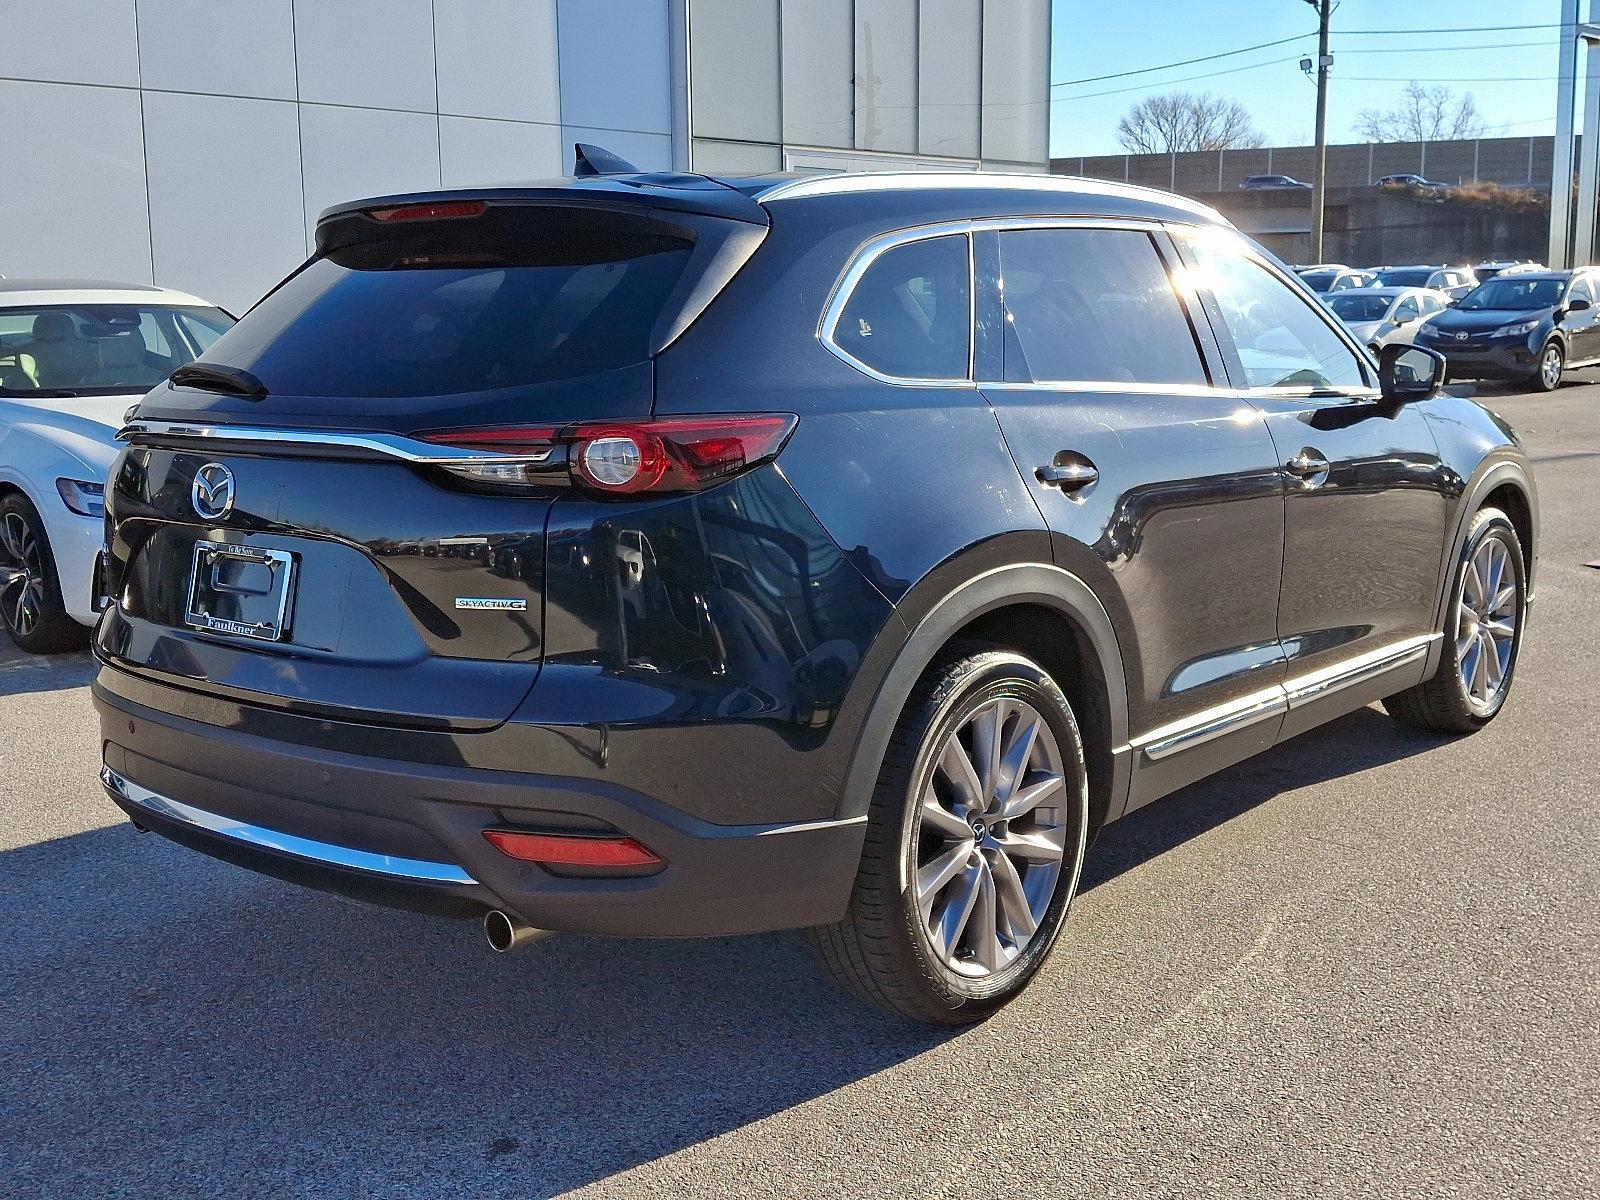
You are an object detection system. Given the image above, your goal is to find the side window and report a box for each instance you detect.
[1568,278,1594,304]
[996,228,1207,386]
[1183,233,1368,391]
[833,235,969,380]
[1394,297,1420,322]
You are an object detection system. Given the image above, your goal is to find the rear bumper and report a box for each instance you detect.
[94,675,865,937]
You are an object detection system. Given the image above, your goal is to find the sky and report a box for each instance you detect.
[1050,0,1568,157]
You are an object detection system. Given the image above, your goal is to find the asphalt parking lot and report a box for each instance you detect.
[3,383,1597,1199]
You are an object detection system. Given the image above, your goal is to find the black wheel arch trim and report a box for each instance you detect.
[836,558,1132,827]
[1425,454,1538,676]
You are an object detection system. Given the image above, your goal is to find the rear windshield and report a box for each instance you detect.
[195,205,695,398]
[0,304,232,396]
[1376,268,1432,287]
[1326,293,1391,322]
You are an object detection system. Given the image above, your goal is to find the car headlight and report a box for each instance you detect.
[56,478,105,518]
[1495,320,1540,338]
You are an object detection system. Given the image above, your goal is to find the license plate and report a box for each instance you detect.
[184,543,296,642]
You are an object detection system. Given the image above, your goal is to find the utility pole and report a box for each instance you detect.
[1306,0,1333,263]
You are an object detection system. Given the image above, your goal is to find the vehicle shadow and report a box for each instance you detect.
[3,706,1448,1198]
[1081,705,1449,893]
[0,649,95,697]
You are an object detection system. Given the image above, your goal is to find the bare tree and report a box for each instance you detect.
[1353,82,1488,142]
[1115,92,1267,154]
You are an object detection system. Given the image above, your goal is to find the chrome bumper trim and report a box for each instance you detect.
[101,766,477,885]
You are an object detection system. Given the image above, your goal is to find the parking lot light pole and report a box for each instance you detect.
[1305,0,1333,263]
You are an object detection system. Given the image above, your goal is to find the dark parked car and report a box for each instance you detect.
[1415,268,1600,390]
[1472,260,1545,283]
[1240,174,1312,190]
[96,154,1539,1024]
[1376,173,1450,193]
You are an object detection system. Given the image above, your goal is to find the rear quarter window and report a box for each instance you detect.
[831,234,970,381]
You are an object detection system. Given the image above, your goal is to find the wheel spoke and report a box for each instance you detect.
[1483,618,1515,641]
[932,859,984,961]
[989,848,1037,941]
[917,841,974,909]
[997,826,1067,863]
[1481,632,1504,689]
[999,772,1065,820]
[969,700,1009,807]
[936,736,985,812]
[995,714,1041,806]
[919,786,974,840]
[966,860,1003,972]
[0,515,24,561]
[1487,584,1517,615]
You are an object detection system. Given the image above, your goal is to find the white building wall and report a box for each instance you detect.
[0,0,674,313]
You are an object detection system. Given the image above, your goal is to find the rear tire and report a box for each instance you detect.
[1383,507,1525,735]
[807,648,1090,1024]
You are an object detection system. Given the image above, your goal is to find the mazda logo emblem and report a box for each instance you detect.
[191,463,235,520]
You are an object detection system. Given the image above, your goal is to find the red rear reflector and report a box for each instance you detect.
[483,829,661,868]
[419,426,556,453]
[368,200,487,223]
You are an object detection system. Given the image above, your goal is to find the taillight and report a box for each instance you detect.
[367,199,487,222]
[418,414,796,497]
[483,829,661,868]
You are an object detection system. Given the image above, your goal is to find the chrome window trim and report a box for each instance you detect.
[1128,633,1439,762]
[819,215,1213,391]
[101,766,478,885]
[117,420,556,466]
[816,221,978,389]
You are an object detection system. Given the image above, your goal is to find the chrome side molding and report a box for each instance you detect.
[101,766,477,885]
[1130,633,1439,762]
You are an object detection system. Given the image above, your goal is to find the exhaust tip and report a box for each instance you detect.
[483,909,552,954]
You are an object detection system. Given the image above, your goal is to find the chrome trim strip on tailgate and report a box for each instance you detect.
[116,420,553,466]
[102,766,477,885]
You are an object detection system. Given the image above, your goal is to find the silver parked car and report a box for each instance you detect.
[1323,286,1451,353]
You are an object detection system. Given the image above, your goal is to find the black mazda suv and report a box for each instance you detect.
[95,151,1538,1023]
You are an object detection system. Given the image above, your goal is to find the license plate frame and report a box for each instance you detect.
[183,542,297,643]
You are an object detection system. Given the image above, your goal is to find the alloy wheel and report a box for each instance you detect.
[1455,535,1518,712]
[1541,344,1563,389]
[914,697,1069,978]
[0,511,45,638]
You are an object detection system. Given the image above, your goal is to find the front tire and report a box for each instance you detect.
[0,493,89,654]
[808,648,1089,1024]
[1383,507,1525,734]
[1531,340,1564,391]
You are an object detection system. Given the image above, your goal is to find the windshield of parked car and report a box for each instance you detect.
[1375,268,1434,288]
[1326,293,1392,322]
[1457,278,1565,312]
[0,304,233,396]
[1299,270,1338,292]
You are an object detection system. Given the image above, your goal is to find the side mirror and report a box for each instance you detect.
[1379,343,1445,402]
[1567,297,1591,312]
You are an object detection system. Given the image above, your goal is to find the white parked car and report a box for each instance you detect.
[1323,286,1451,354]
[0,280,233,652]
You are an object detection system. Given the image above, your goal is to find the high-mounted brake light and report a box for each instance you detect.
[367,200,487,223]
[483,829,661,868]
[419,415,796,496]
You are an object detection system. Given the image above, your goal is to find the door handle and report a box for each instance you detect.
[1285,449,1330,480]
[1037,454,1098,491]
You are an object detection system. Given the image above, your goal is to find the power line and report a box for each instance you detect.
[1338,22,1565,35]
[1053,55,1304,103]
[1052,32,1313,88]
[1338,39,1555,55]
